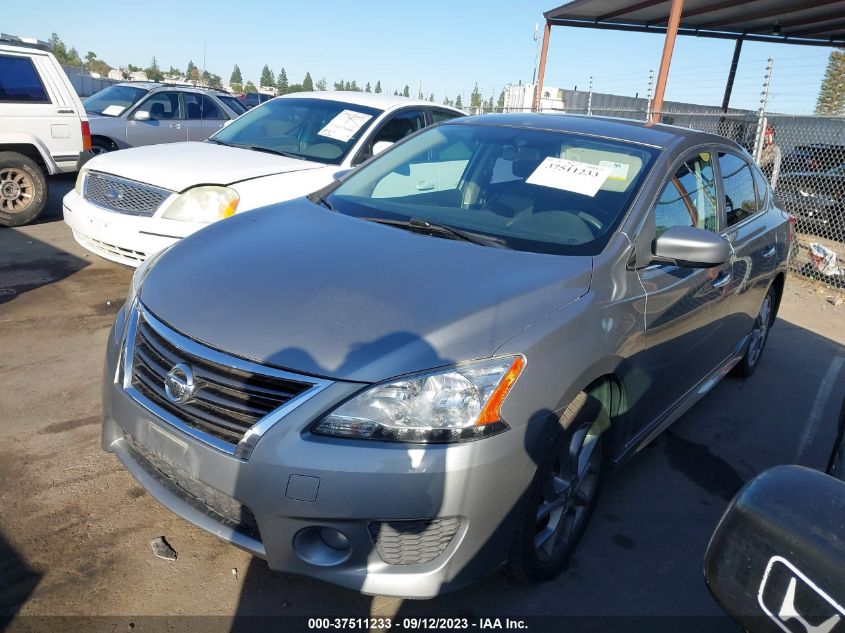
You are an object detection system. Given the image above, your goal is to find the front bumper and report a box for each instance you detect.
[101,313,536,598]
[63,189,204,267]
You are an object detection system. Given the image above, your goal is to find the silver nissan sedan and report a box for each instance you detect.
[101,114,790,598]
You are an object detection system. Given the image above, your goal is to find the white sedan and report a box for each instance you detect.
[63,92,464,266]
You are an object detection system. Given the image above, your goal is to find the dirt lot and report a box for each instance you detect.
[1,175,844,630]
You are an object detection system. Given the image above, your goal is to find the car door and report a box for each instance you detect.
[200,95,228,138]
[182,92,205,142]
[351,108,427,166]
[632,148,735,434]
[716,149,780,350]
[126,91,187,146]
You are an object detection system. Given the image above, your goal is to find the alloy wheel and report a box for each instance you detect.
[534,422,603,561]
[0,168,34,214]
[747,294,773,368]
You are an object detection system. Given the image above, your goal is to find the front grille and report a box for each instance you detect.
[84,172,171,216]
[124,434,261,541]
[129,310,316,445]
[368,518,461,565]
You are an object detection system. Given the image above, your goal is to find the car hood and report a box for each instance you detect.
[85,141,325,192]
[139,200,593,383]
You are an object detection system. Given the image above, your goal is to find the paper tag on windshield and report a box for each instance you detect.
[102,104,126,116]
[318,110,373,142]
[599,160,630,181]
[526,157,612,197]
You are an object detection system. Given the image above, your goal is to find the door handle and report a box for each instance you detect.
[712,272,732,289]
[169,123,183,129]
[763,245,776,258]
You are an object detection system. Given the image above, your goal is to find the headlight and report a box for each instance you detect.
[313,356,525,443]
[161,186,239,222]
[74,165,90,195]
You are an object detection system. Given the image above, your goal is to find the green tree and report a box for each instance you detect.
[816,49,845,116]
[48,33,68,63]
[230,64,243,86]
[455,94,463,109]
[428,93,434,102]
[185,60,197,82]
[365,82,371,93]
[208,73,223,89]
[393,89,399,96]
[350,80,359,91]
[484,95,494,113]
[470,83,482,111]
[442,95,452,106]
[287,83,304,93]
[201,70,212,86]
[316,77,327,91]
[244,80,257,93]
[146,57,163,82]
[167,65,181,78]
[260,64,274,88]
[497,88,506,111]
[334,78,345,90]
[402,85,410,97]
[374,80,382,94]
[276,67,288,94]
[303,72,314,91]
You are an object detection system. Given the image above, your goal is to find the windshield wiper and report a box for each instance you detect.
[239,144,305,160]
[361,216,506,248]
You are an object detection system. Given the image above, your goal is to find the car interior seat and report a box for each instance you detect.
[149,103,167,120]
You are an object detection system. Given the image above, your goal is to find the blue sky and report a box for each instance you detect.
[16,1,835,113]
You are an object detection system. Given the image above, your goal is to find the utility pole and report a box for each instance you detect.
[753,58,774,164]
[531,23,542,85]
[646,69,654,122]
[587,76,593,115]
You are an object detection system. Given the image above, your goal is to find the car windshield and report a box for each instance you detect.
[328,123,660,256]
[210,97,382,164]
[83,85,149,116]
[218,95,247,115]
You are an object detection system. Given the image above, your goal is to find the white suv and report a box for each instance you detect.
[0,34,91,226]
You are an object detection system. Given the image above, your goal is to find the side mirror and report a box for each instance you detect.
[653,225,731,268]
[332,168,353,181]
[704,465,845,632]
[372,140,393,156]
[133,110,151,121]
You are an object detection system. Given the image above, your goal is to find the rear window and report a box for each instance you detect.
[0,55,50,103]
[218,95,247,115]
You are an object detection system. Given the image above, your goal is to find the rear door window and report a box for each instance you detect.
[0,55,50,103]
[718,152,759,227]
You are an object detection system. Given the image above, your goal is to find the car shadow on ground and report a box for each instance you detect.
[0,175,86,307]
[0,532,42,631]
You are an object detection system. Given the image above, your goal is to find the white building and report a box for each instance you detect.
[503,84,565,113]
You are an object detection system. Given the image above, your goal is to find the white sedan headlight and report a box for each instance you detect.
[161,186,239,222]
[313,356,525,443]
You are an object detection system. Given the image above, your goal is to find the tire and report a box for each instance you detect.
[0,151,48,227]
[91,138,115,155]
[508,392,608,583]
[731,284,777,378]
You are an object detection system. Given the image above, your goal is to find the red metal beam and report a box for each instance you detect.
[533,20,552,112]
[650,0,685,123]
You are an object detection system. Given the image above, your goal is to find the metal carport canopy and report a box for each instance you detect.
[534,0,845,119]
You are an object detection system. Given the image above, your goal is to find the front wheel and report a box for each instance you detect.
[0,152,48,227]
[731,285,777,378]
[508,392,607,582]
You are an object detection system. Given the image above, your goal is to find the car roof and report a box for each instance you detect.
[116,81,163,90]
[443,113,731,150]
[277,91,461,113]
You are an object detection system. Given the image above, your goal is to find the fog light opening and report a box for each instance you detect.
[293,527,352,566]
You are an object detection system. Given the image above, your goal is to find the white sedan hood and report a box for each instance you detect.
[85,141,326,192]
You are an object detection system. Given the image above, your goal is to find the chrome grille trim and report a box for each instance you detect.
[83,171,173,216]
[120,302,332,459]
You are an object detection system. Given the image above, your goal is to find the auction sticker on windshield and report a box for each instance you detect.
[527,157,612,197]
[102,105,126,116]
[318,110,373,143]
